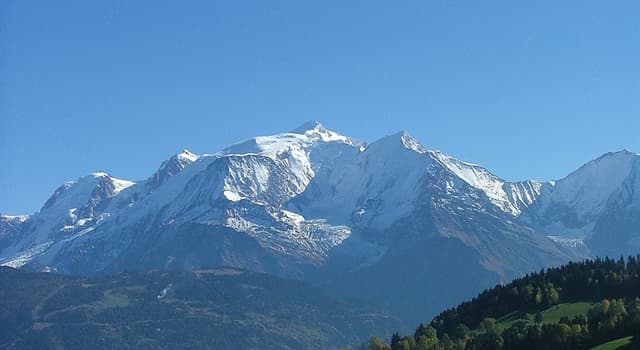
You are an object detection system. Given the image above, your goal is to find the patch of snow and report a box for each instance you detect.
[157,284,173,300]
[546,235,585,248]
[0,214,29,223]
[75,218,91,226]
[278,209,305,225]
[223,190,244,202]
[176,149,199,163]
[1,241,54,268]
[111,177,136,194]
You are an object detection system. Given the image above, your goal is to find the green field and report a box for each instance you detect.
[540,302,596,323]
[590,336,634,350]
[496,302,597,329]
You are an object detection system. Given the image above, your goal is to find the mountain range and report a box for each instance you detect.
[1,121,639,323]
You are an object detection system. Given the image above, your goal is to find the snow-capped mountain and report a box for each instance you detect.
[521,150,640,256]
[1,122,637,322]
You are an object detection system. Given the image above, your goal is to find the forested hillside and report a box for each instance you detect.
[367,256,640,350]
[0,267,402,350]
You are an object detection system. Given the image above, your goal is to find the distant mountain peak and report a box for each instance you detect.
[89,171,110,178]
[366,131,425,154]
[177,149,199,162]
[291,120,326,134]
[400,131,428,153]
[223,122,354,159]
[594,149,637,161]
[149,149,201,189]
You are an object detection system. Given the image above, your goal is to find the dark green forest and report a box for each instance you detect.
[0,267,401,350]
[367,256,640,350]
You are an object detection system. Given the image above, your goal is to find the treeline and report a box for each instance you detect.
[366,256,640,350]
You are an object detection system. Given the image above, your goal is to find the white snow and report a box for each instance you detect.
[157,284,172,300]
[223,190,243,202]
[546,235,585,248]
[400,132,427,153]
[222,121,353,159]
[0,215,29,223]
[288,132,430,228]
[278,209,306,225]
[521,150,640,238]
[544,151,636,217]
[176,149,199,163]
[0,241,54,268]
[430,151,537,215]
[111,177,136,194]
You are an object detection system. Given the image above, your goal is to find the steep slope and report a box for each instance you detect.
[429,150,546,216]
[0,266,403,350]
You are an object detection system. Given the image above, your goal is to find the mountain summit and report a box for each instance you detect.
[1,123,638,323]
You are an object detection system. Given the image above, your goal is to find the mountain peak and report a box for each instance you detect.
[400,131,427,153]
[368,131,427,154]
[584,149,638,169]
[291,120,326,134]
[149,149,200,189]
[176,149,199,162]
[599,149,636,158]
[537,149,639,225]
[613,149,638,157]
[89,171,110,178]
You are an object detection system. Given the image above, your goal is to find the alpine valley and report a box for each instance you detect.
[2,122,639,324]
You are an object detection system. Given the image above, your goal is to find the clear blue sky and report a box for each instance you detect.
[1,1,639,214]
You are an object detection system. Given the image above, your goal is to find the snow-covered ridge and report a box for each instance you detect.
[544,150,637,216]
[148,149,201,190]
[221,121,355,158]
[42,172,135,213]
[428,151,543,215]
